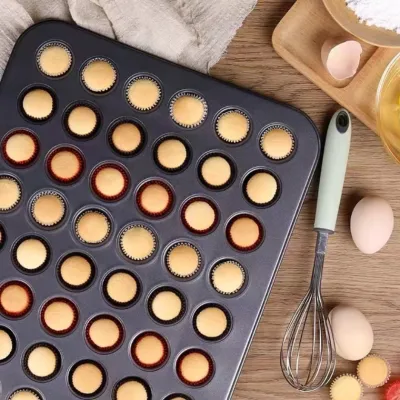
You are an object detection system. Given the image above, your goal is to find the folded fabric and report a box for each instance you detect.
[0,0,257,77]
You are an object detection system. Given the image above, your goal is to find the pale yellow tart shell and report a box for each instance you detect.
[172,95,205,127]
[0,284,29,314]
[43,301,75,332]
[120,226,155,260]
[60,255,92,286]
[106,272,138,304]
[167,244,199,277]
[127,78,160,110]
[261,128,293,159]
[38,45,71,76]
[201,156,231,187]
[134,334,165,365]
[50,150,81,180]
[72,363,103,394]
[27,346,57,377]
[0,178,20,210]
[116,380,148,400]
[229,217,260,248]
[112,123,142,153]
[156,139,187,169]
[0,329,13,360]
[16,238,47,270]
[212,261,245,294]
[68,106,97,136]
[94,167,125,197]
[89,318,120,348]
[32,194,64,226]
[246,172,278,204]
[76,212,109,244]
[184,201,216,231]
[5,133,36,163]
[217,111,249,142]
[196,307,228,338]
[82,59,116,92]
[151,291,182,321]
[22,89,53,119]
[180,352,210,383]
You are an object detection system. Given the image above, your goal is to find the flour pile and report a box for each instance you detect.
[346,0,400,34]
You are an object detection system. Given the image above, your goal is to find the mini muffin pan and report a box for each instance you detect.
[0,21,320,400]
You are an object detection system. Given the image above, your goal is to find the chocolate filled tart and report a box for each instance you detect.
[131,331,168,369]
[148,287,186,324]
[41,297,78,335]
[0,326,16,363]
[69,360,106,397]
[113,377,151,400]
[0,281,33,318]
[2,130,39,167]
[177,349,214,386]
[23,342,61,381]
[47,146,85,184]
[13,236,50,273]
[58,252,95,290]
[86,314,124,353]
[103,269,140,307]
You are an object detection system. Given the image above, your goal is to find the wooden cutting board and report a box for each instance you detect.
[272,0,399,135]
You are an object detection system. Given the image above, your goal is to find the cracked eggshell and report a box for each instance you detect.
[329,305,374,361]
[351,196,394,255]
[321,39,362,80]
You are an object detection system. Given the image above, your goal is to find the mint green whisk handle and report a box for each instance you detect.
[314,109,352,232]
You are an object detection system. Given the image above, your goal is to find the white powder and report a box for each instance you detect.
[346,0,400,34]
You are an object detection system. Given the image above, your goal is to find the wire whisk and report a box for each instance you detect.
[280,231,336,392]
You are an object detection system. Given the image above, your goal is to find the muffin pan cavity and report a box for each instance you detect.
[0,22,319,400]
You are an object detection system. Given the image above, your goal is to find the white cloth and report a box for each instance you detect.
[0,0,257,77]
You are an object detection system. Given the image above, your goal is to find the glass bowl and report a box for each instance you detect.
[376,53,400,163]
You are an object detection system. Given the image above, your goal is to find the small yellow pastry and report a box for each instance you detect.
[59,254,93,288]
[87,315,122,351]
[120,225,156,261]
[0,328,15,361]
[227,215,262,251]
[195,306,229,339]
[150,289,183,323]
[171,93,207,128]
[31,192,65,227]
[245,171,278,205]
[82,58,116,92]
[75,210,110,244]
[178,350,213,386]
[0,176,21,211]
[357,354,390,388]
[132,332,167,368]
[211,260,246,295]
[67,105,98,137]
[127,77,161,110]
[4,131,38,165]
[183,199,217,233]
[8,389,42,400]
[0,281,32,318]
[111,122,143,155]
[200,155,232,188]
[92,164,128,200]
[71,362,105,395]
[216,110,250,143]
[166,243,200,278]
[42,299,77,334]
[156,138,188,171]
[22,88,54,120]
[37,43,72,77]
[15,237,48,271]
[260,127,294,160]
[48,147,83,183]
[105,271,138,306]
[137,181,172,217]
[330,375,362,400]
[26,344,59,378]
[115,379,149,400]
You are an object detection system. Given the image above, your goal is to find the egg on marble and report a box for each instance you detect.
[350,196,394,254]
[329,305,373,361]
